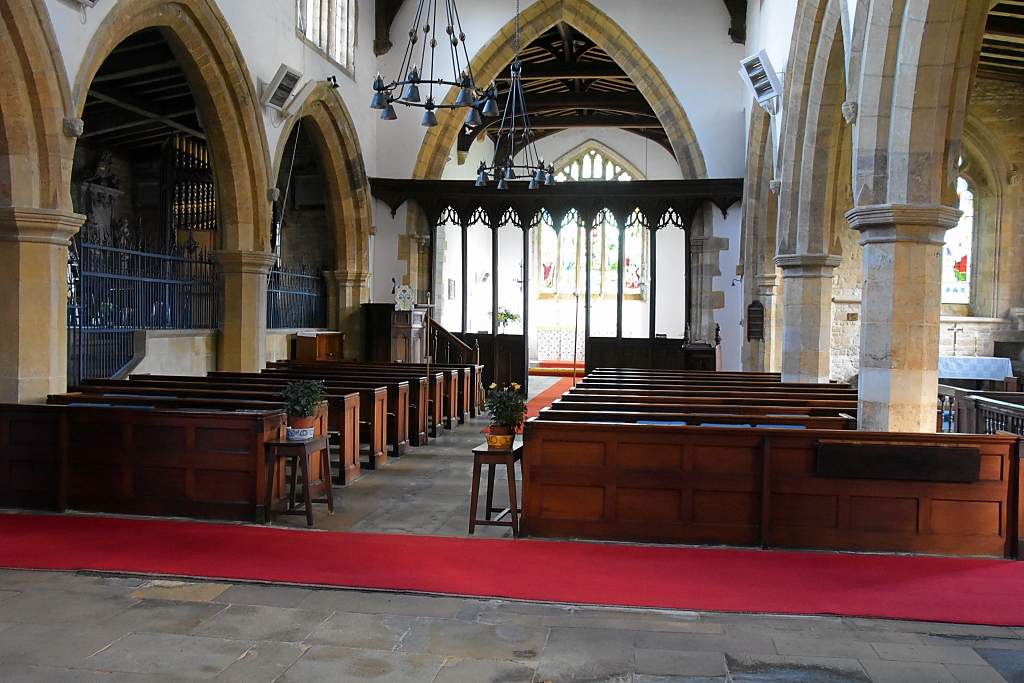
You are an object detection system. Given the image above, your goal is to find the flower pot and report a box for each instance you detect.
[287,415,316,441]
[486,425,514,449]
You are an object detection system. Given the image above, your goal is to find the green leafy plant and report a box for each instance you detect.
[484,382,527,431]
[278,379,326,419]
[489,307,522,330]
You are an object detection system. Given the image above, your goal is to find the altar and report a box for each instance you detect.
[938,355,1014,381]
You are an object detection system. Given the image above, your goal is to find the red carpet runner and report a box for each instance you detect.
[2,513,1024,626]
[525,376,576,419]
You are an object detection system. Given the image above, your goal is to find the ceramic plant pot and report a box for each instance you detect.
[486,425,514,449]
[287,415,316,441]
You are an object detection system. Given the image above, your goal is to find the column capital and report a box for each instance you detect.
[211,249,278,274]
[325,269,370,288]
[774,253,843,278]
[0,207,84,245]
[846,203,961,245]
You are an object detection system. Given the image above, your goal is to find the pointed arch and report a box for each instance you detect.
[412,0,706,181]
[73,0,272,252]
[850,0,988,207]
[274,83,372,276]
[550,140,646,182]
[776,0,849,257]
[0,0,76,211]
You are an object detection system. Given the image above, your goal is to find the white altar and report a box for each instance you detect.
[937,356,1014,381]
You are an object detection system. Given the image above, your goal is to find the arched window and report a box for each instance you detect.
[538,146,647,300]
[942,177,973,305]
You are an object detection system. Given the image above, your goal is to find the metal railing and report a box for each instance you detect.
[67,235,218,385]
[267,264,327,329]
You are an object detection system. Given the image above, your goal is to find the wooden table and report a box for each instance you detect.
[264,433,333,527]
[469,436,523,538]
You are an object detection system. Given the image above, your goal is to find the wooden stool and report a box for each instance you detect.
[469,436,523,538]
[264,433,333,527]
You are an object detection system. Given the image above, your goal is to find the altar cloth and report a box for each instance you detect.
[938,355,1013,381]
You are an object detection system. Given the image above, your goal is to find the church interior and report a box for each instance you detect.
[5,0,1024,680]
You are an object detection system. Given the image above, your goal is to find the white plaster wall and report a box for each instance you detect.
[713,205,744,371]
[655,226,689,338]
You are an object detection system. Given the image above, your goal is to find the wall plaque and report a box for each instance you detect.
[746,300,765,341]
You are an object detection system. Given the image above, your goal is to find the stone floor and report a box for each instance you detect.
[3,375,1024,682]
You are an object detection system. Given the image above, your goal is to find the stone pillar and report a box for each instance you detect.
[757,272,783,372]
[0,207,84,402]
[775,253,842,383]
[325,269,370,359]
[846,204,961,432]
[212,250,278,373]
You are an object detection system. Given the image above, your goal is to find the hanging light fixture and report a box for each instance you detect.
[370,0,495,127]
[474,0,554,189]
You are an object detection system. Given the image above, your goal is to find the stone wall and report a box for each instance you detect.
[127,330,217,377]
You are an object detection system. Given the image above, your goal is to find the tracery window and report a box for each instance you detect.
[941,177,973,305]
[538,147,647,300]
[537,209,647,300]
[297,0,356,73]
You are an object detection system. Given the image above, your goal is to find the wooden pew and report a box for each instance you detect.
[0,403,286,523]
[547,400,853,419]
[261,365,441,442]
[559,392,859,412]
[536,407,855,430]
[268,360,465,431]
[47,393,360,485]
[522,419,1020,558]
[209,373,411,456]
[80,377,389,470]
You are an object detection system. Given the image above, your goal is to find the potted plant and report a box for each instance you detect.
[489,307,522,331]
[483,382,526,449]
[279,379,326,440]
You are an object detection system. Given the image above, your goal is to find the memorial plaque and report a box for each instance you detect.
[746,300,765,341]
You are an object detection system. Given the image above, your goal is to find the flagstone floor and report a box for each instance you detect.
[2,374,1023,682]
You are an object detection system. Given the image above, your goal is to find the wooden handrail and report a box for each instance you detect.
[429,318,479,365]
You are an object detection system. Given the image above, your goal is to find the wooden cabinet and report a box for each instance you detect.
[362,303,427,363]
[295,332,344,361]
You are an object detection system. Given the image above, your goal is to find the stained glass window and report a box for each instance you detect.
[941,177,973,305]
[537,148,646,300]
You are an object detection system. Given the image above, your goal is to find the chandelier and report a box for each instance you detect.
[370,0,498,127]
[474,0,554,189]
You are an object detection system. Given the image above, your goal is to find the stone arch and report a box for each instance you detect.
[0,0,85,401]
[73,0,272,252]
[776,0,848,257]
[412,0,707,181]
[273,83,373,350]
[850,0,989,207]
[274,83,372,276]
[0,0,76,211]
[740,108,781,372]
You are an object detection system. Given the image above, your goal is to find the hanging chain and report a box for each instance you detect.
[515,0,520,58]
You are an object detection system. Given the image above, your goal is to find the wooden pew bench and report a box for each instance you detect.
[80,377,386,471]
[522,419,1020,558]
[48,393,359,485]
[536,407,855,430]
[258,366,440,442]
[0,403,287,523]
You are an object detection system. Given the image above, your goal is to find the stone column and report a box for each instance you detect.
[757,272,783,372]
[325,269,370,359]
[846,204,961,432]
[774,253,842,383]
[0,207,84,402]
[212,250,278,372]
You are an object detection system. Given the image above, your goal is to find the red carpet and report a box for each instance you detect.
[2,513,1024,625]
[525,376,576,419]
